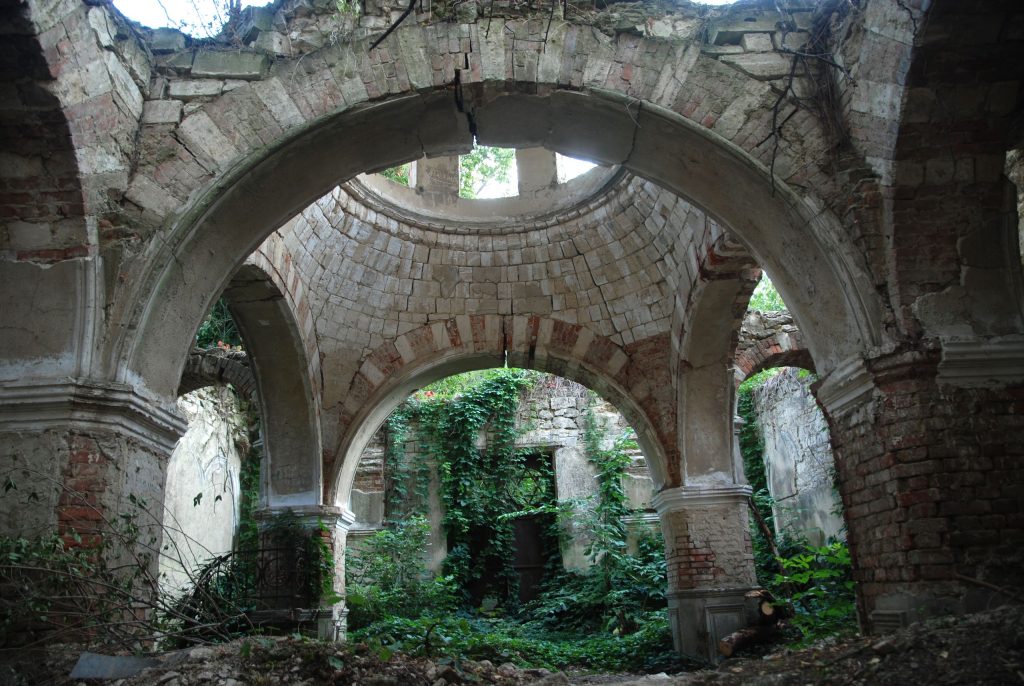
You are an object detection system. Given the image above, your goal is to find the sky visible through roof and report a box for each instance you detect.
[113,0,729,194]
[115,0,735,35]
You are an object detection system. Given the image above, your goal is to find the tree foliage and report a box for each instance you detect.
[748,273,787,312]
[380,163,411,186]
[459,145,516,198]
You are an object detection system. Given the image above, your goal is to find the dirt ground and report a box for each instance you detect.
[5,604,1022,686]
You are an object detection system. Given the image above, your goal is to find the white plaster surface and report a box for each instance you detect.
[160,387,246,592]
[753,368,844,545]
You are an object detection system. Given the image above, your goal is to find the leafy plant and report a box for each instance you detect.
[773,542,856,644]
[345,516,456,630]
[351,613,690,672]
[384,368,538,606]
[748,273,786,311]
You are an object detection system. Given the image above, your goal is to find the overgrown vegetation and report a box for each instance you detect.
[348,373,683,672]
[196,298,242,349]
[737,370,856,646]
[380,163,411,186]
[0,479,254,652]
[0,393,343,659]
[382,368,538,605]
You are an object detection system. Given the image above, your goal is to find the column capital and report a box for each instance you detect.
[254,505,356,531]
[815,354,876,418]
[0,378,186,454]
[651,483,751,514]
[938,335,1024,387]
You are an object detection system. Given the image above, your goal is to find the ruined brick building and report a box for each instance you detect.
[1,0,1022,661]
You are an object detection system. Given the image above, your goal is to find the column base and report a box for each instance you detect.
[668,586,760,662]
[247,606,347,641]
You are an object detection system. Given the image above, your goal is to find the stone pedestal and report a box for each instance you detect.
[653,484,758,660]
[251,504,356,640]
[667,586,759,660]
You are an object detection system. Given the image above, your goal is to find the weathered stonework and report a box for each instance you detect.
[2,0,1023,660]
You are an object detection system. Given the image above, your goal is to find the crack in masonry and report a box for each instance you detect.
[501,315,510,367]
[453,68,478,139]
[171,131,218,177]
[626,98,642,165]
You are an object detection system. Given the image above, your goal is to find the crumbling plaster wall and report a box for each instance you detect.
[752,367,843,546]
[161,386,248,591]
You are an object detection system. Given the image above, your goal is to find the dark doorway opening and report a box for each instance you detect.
[509,452,559,603]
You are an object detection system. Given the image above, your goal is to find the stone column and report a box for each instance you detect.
[0,379,184,539]
[516,148,557,194]
[653,484,758,661]
[252,504,355,640]
[0,379,186,629]
[816,341,1024,632]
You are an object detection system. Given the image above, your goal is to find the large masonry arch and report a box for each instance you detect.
[2,0,1023,663]
[119,85,880,398]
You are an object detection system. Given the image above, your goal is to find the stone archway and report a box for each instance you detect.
[327,314,674,508]
[7,0,1023,660]
[221,263,323,507]
[110,26,883,402]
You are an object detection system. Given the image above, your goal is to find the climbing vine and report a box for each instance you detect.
[581,401,633,570]
[737,373,779,585]
[383,368,538,605]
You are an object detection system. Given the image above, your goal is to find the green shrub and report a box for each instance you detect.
[346,516,456,630]
[773,541,856,644]
[351,613,690,672]
[523,532,666,636]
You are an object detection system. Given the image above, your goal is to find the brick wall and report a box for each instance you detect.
[661,505,756,591]
[822,349,1024,626]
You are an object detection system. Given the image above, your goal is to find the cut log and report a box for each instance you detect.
[744,588,788,624]
[718,624,781,658]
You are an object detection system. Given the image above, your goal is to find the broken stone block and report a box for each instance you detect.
[71,653,160,679]
[740,32,773,52]
[240,6,275,44]
[774,30,810,51]
[156,50,195,74]
[168,79,223,101]
[719,52,793,80]
[150,27,188,53]
[701,44,745,56]
[255,30,292,56]
[192,50,269,80]
[708,12,781,45]
[142,99,183,125]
